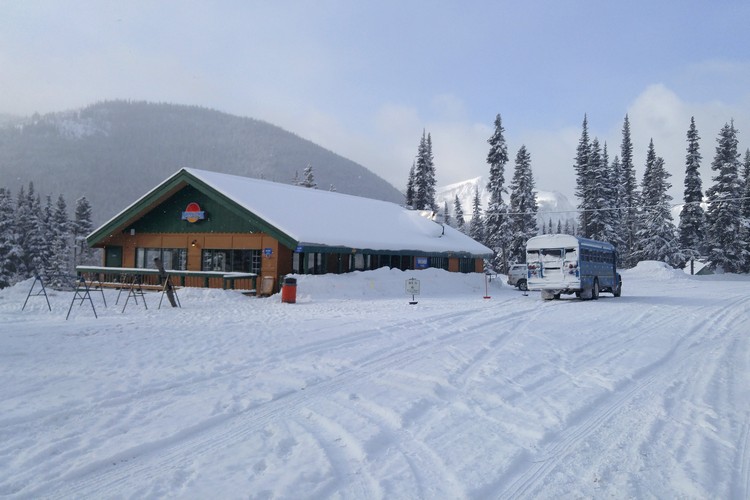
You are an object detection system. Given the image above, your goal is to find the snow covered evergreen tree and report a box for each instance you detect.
[26,193,48,277]
[414,131,437,211]
[634,140,681,265]
[608,154,626,262]
[585,139,615,242]
[14,184,31,277]
[705,121,745,272]
[574,115,592,238]
[619,115,640,267]
[741,149,750,272]
[678,117,706,262]
[47,194,71,287]
[468,186,484,244]
[72,196,95,266]
[443,200,451,227]
[298,164,317,188]
[405,161,416,208]
[453,195,466,233]
[484,114,512,272]
[15,183,48,278]
[0,188,21,288]
[40,196,55,277]
[508,145,538,263]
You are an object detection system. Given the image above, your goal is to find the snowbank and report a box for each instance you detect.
[621,260,690,282]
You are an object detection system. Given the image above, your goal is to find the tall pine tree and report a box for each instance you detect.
[508,145,538,263]
[48,194,71,287]
[0,188,21,288]
[678,117,706,261]
[585,139,615,242]
[484,114,511,272]
[468,186,484,244]
[634,141,681,265]
[453,195,466,233]
[741,149,750,272]
[73,196,95,266]
[443,200,451,227]
[405,161,416,208]
[705,121,745,272]
[619,115,640,267]
[414,130,437,211]
[574,115,592,237]
[608,154,626,259]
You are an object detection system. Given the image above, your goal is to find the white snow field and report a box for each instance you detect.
[1,262,748,499]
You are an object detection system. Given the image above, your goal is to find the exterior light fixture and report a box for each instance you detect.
[191,240,197,247]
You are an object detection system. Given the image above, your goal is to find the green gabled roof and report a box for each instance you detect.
[86,168,298,248]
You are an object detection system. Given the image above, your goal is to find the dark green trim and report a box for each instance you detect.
[87,169,299,249]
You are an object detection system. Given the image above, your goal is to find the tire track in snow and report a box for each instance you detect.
[734,423,750,500]
[30,299,543,499]
[489,292,749,499]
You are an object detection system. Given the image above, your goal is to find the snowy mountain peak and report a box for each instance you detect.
[435,177,577,231]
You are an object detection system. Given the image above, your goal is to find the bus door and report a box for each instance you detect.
[540,248,564,278]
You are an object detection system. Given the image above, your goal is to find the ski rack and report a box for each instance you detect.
[120,274,148,313]
[21,275,52,312]
[66,276,98,320]
[77,272,108,309]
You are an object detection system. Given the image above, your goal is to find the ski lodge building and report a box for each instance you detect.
[86,168,492,290]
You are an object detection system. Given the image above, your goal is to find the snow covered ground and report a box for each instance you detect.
[1,263,748,499]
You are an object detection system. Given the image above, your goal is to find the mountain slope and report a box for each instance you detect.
[0,101,404,223]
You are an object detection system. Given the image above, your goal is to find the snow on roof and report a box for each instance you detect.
[185,168,492,256]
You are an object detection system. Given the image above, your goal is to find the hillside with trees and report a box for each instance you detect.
[0,101,404,225]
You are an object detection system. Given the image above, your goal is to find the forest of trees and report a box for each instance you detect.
[406,114,750,275]
[0,185,97,289]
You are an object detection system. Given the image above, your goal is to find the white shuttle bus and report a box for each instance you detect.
[525,234,622,300]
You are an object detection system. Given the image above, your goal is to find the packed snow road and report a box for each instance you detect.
[0,263,748,499]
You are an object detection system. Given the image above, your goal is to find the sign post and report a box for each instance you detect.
[405,277,420,305]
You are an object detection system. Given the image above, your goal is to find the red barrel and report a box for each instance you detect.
[281,277,297,303]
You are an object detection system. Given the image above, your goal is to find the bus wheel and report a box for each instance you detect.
[592,279,600,300]
[614,280,622,297]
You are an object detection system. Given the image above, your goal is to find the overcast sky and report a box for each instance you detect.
[2,1,749,202]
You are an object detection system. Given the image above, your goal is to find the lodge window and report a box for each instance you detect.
[136,248,187,270]
[430,257,449,271]
[458,258,475,273]
[201,249,261,273]
[293,252,326,274]
[352,253,372,271]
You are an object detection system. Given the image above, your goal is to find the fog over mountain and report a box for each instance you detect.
[0,101,404,224]
[436,177,578,231]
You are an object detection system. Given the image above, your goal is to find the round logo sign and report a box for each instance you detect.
[181,202,206,223]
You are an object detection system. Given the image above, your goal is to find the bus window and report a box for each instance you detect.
[540,249,563,263]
